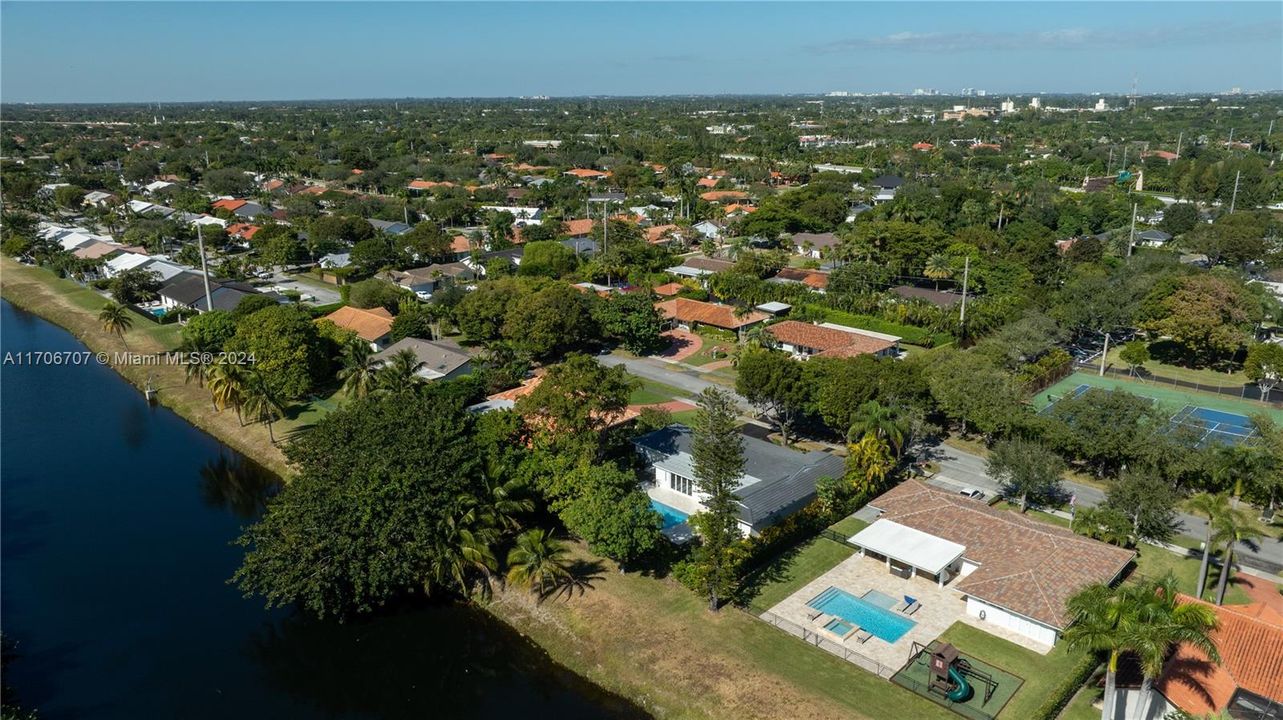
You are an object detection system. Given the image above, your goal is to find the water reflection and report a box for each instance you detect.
[198,452,281,520]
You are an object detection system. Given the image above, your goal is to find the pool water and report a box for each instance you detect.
[823,617,854,635]
[807,587,916,643]
[861,589,900,609]
[650,499,690,530]
[149,307,167,319]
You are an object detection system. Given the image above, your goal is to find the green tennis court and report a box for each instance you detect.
[1033,372,1283,425]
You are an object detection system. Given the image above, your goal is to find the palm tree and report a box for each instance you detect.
[430,515,499,600]
[98,302,133,350]
[177,337,213,388]
[375,348,424,394]
[336,338,378,400]
[505,529,571,598]
[1185,492,1231,600]
[845,434,895,494]
[241,371,285,445]
[923,254,954,290]
[1064,576,1220,720]
[1130,576,1222,720]
[1211,505,1267,606]
[459,464,534,535]
[207,359,249,425]
[846,400,908,456]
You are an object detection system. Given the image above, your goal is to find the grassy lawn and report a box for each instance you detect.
[938,622,1091,720]
[1130,544,1254,605]
[629,378,692,405]
[670,408,702,425]
[828,515,870,537]
[737,537,855,609]
[1061,683,1103,720]
[681,330,737,367]
[1104,344,1248,387]
[490,542,955,720]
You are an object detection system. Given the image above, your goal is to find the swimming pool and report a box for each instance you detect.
[650,499,690,530]
[807,587,916,643]
[148,307,167,319]
[823,617,854,636]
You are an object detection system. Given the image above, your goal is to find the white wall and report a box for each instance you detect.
[965,597,1059,646]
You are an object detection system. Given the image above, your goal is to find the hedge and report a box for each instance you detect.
[1032,652,1100,720]
[805,304,953,348]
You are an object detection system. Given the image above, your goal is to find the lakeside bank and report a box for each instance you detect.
[0,258,955,720]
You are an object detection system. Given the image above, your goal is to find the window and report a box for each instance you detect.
[669,472,693,495]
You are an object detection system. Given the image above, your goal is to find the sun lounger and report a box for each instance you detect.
[840,624,862,641]
[892,600,908,612]
[855,629,873,643]
[807,608,825,621]
[902,601,921,616]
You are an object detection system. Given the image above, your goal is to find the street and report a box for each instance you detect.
[598,353,750,407]
[922,441,1283,574]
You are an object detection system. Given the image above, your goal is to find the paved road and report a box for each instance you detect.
[598,353,750,408]
[922,442,1283,574]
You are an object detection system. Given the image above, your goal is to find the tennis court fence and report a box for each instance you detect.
[1077,362,1283,407]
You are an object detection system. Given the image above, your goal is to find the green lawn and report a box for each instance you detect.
[670,408,702,425]
[629,378,692,405]
[1104,344,1249,387]
[1131,544,1255,605]
[737,537,855,609]
[682,330,737,367]
[828,515,870,537]
[938,622,1090,720]
[1061,683,1103,720]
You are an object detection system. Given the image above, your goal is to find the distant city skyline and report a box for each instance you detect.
[2,2,1280,103]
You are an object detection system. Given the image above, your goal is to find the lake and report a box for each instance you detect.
[0,299,647,720]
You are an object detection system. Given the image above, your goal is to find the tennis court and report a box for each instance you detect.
[1035,373,1271,448]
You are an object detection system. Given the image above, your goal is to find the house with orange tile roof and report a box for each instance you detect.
[651,282,686,297]
[407,179,455,193]
[211,198,247,214]
[696,177,720,188]
[320,306,394,350]
[564,218,596,238]
[700,190,750,203]
[913,142,934,151]
[645,224,682,245]
[766,320,900,359]
[1153,597,1283,720]
[226,223,261,241]
[449,234,473,259]
[563,168,611,180]
[656,298,768,338]
[853,479,1136,647]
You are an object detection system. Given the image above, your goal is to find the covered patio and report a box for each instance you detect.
[848,519,966,589]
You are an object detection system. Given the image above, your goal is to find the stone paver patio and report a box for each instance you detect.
[769,553,1052,673]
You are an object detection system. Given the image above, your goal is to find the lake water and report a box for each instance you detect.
[0,299,647,719]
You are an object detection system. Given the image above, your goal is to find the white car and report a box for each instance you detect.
[958,488,985,500]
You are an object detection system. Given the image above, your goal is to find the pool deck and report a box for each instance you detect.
[768,554,1051,672]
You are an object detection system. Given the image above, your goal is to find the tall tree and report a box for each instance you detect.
[689,388,746,612]
[1184,493,1232,600]
[242,369,286,445]
[845,400,908,456]
[1243,342,1283,403]
[986,438,1064,512]
[98,302,133,349]
[336,337,378,399]
[1103,469,1179,544]
[1211,505,1267,606]
[505,529,571,598]
[734,347,808,445]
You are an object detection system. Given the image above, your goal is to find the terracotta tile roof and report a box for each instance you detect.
[722,203,757,214]
[226,223,261,240]
[652,282,685,296]
[867,480,1135,629]
[450,235,472,254]
[972,143,1002,151]
[211,198,247,213]
[564,168,610,179]
[765,320,893,357]
[697,177,719,188]
[262,179,285,191]
[321,306,393,342]
[700,190,750,203]
[646,224,680,243]
[802,273,829,290]
[296,185,327,196]
[564,218,595,237]
[913,142,934,150]
[1158,597,1283,716]
[1144,150,1179,161]
[656,298,768,330]
[408,179,454,190]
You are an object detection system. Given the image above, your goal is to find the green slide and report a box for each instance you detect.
[946,665,974,703]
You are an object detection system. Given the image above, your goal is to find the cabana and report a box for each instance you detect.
[849,519,966,588]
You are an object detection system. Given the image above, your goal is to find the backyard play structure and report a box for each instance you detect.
[922,643,1000,706]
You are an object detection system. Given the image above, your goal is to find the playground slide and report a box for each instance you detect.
[946,666,974,703]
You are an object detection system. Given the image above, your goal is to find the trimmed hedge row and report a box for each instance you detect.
[1032,652,1100,720]
[806,304,953,348]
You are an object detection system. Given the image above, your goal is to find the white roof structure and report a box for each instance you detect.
[104,253,153,275]
[849,519,966,575]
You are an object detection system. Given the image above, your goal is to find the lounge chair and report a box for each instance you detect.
[892,600,909,612]
[840,624,862,641]
[855,629,873,643]
[902,600,921,616]
[807,608,825,621]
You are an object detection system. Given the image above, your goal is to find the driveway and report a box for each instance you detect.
[921,441,1283,574]
[599,353,749,409]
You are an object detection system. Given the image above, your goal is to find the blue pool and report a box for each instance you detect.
[650,499,690,530]
[807,587,916,642]
[149,307,167,319]
[823,617,854,636]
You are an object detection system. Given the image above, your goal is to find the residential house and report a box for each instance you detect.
[83,190,117,208]
[699,190,750,204]
[379,262,476,297]
[368,219,412,236]
[768,267,829,292]
[319,252,351,269]
[563,168,610,181]
[1137,229,1172,247]
[792,232,841,259]
[766,320,900,359]
[656,297,768,338]
[851,480,1135,647]
[372,338,473,381]
[693,220,723,241]
[890,285,963,308]
[666,256,735,279]
[321,306,394,350]
[652,282,686,297]
[633,424,845,537]
[1151,597,1283,720]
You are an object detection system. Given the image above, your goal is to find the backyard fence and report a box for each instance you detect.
[1076,362,1283,407]
[745,606,897,679]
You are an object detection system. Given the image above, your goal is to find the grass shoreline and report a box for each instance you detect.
[3,257,958,719]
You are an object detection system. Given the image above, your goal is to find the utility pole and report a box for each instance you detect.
[1107,146,1114,173]
[1099,332,1111,377]
[1260,120,1274,154]
[958,256,970,336]
[1127,203,1138,257]
[196,224,214,313]
[1228,128,1235,145]
[1175,131,1183,159]
[1229,170,1242,214]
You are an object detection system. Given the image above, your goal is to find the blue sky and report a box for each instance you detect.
[2,2,1280,102]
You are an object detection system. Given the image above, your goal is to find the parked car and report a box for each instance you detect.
[958,488,985,500]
